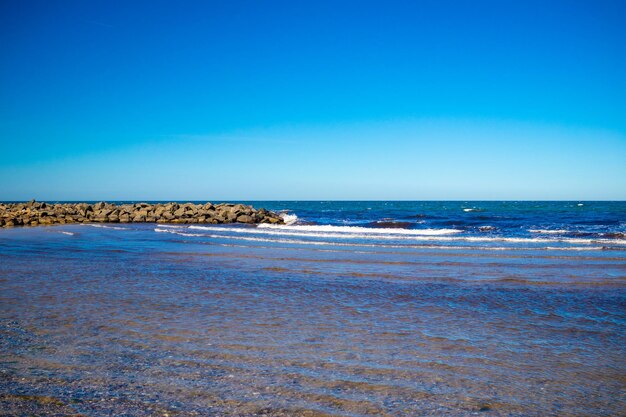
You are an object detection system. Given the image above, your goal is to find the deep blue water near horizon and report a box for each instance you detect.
[1,201,625,415]
[245,200,626,238]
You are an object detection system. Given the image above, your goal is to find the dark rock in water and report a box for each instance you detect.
[0,201,284,228]
[570,231,595,238]
[368,221,414,229]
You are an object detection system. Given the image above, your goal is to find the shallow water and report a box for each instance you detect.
[1,203,625,416]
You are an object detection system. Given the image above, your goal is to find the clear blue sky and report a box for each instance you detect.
[1,0,625,200]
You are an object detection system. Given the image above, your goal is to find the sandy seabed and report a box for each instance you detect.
[1,224,625,416]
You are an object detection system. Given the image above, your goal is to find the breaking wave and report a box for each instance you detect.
[255,224,463,235]
[280,213,299,225]
[177,224,626,248]
[155,228,621,251]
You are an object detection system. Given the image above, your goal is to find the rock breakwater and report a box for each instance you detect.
[0,200,284,227]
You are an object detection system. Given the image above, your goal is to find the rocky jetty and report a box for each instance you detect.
[0,200,284,227]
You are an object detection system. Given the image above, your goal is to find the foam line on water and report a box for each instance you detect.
[256,224,463,235]
[155,228,617,251]
[155,228,204,237]
[187,225,626,245]
[81,224,128,230]
[529,229,569,234]
[190,225,466,240]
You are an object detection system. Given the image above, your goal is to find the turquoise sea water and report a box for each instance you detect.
[0,201,625,415]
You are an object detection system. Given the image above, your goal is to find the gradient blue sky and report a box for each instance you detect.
[1,0,625,200]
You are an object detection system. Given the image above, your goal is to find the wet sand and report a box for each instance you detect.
[1,224,625,416]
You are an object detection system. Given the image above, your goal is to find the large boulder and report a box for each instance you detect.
[236,215,254,224]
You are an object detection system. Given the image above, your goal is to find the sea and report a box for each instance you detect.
[0,201,625,416]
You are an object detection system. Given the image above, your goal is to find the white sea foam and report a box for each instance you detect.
[156,229,612,251]
[154,228,204,237]
[280,213,299,225]
[255,224,463,236]
[185,225,626,246]
[81,224,128,230]
[190,225,464,241]
[544,246,602,251]
[59,231,74,236]
[529,229,569,234]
